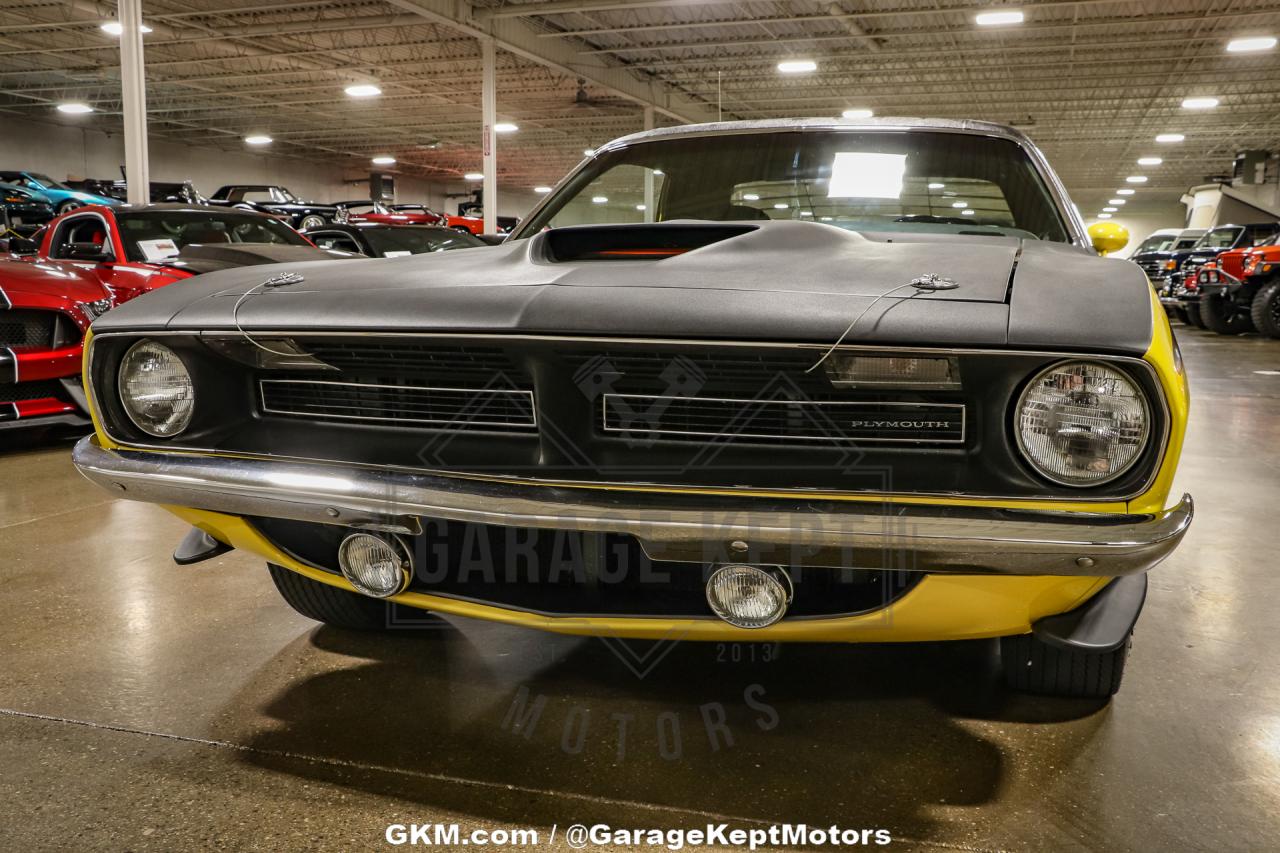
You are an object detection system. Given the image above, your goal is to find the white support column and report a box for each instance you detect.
[481,37,497,235]
[118,0,150,205]
[643,106,655,223]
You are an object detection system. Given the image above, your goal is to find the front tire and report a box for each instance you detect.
[1201,291,1255,334]
[298,214,327,230]
[1249,280,1280,339]
[1183,300,1206,328]
[57,200,81,214]
[268,563,395,630]
[1001,632,1130,699]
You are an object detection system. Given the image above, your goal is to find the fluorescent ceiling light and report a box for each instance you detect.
[841,108,874,119]
[975,10,1024,26]
[1116,188,1136,195]
[1156,133,1185,143]
[827,152,906,199]
[951,201,968,208]
[494,122,518,133]
[1181,97,1219,109]
[101,22,152,35]
[371,156,396,165]
[1103,207,1118,212]
[777,60,817,73]
[1126,175,1148,183]
[652,169,664,176]
[773,202,789,209]
[583,148,594,156]
[800,210,813,216]
[463,172,484,181]
[1137,156,1163,166]
[533,186,552,194]
[56,102,93,114]
[1226,36,1277,53]
[244,135,272,145]
[961,209,976,216]
[1109,198,1126,205]
[592,196,608,204]
[742,193,760,201]
[928,182,945,189]
[1097,213,1112,219]
[344,84,381,98]
[635,204,646,211]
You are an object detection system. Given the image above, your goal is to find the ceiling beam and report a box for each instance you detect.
[380,0,719,124]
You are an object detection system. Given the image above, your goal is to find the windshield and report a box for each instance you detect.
[1135,235,1174,253]
[364,227,483,256]
[116,210,309,262]
[1194,227,1242,250]
[517,130,1070,242]
[28,173,69,190]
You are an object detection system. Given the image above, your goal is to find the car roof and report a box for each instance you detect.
[110,202,278,216]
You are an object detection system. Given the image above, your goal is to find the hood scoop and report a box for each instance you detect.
[540,223,756,262]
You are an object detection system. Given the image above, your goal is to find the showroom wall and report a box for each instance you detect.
[0,116,537,217]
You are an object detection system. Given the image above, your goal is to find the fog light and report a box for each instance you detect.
[338,533,412,598]
[706,565,792,629]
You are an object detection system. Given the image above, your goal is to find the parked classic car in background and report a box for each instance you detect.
[304,222,485,256]
[207,184,337,230]
[72,118,1192,700]
[1193,236,1280,338]
[0,182,56,235]
[25,203,348,303]
[0,170,120,213]
[0,257,110,430]
[1154,223,1279,329]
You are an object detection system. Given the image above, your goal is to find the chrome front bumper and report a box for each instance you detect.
[72,437,1193,577]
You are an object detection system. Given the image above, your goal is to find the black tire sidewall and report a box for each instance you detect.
[1250,280,1280,339]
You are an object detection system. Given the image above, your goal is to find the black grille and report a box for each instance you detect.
[0,379,64,404]
[602,395,965,444]
[259,379,536,431]
[564,348,831,398]
[0,310,56,349]
[306,342,530,385]
[1136,259,1164,278]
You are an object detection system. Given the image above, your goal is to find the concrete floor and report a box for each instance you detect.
[1,327,1278,852]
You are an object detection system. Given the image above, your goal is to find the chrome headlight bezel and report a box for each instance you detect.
[1013,359,1153,489]
[116,339,196,438]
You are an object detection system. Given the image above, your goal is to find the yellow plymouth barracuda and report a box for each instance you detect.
[72,118,1191,699]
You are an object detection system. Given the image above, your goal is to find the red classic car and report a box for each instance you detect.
[1193,237,1280,338]
[28,203,345,304]
[0,257,110,430]
[337,200,446,227]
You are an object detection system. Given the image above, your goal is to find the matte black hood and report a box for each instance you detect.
[93,221,1155,354]
[153,242,349,276]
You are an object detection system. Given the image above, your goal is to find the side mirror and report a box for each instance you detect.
[64,242,113,262]
[1088,221,1130,256]
[3,237,38,255]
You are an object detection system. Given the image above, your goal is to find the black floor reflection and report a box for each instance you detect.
[213,617,1111,838]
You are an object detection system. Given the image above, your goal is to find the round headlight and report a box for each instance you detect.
[1015,360,1151,487]
[117,339,195,437]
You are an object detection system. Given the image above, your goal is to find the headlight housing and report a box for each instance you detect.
[117,339,195,437]
[1015,360,1150,487]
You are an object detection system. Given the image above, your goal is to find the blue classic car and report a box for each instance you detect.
[0,170,120,213]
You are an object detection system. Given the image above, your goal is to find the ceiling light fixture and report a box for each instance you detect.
[1109,199,1126,205]
[928,182,945,189]
[951,201,968,208]
[635,204,647,211]
[344,84,382,98]
[1137,157,1163,166]
[533,186,552,194]
[583,148,594,156]
[774,202,789,209]
[592,196,608,204]
[1156,133,1185,143]
[975,10,1025,26]
[777,60,817,73]
[463,172,484,181]
[961,209,976,216]
[1116,188,1136,195]
[841,108,874,119]
[1126,176,1148,183]
[493,122,518,133]
[1181,96,1219,109]
[1103,207,1118,212]
[1097,213,1112,219]
[1226,36,1277,53]
[371,156,396,165]
[244,134,272,145]
[56,102,93,114]
[101,22,152,35]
